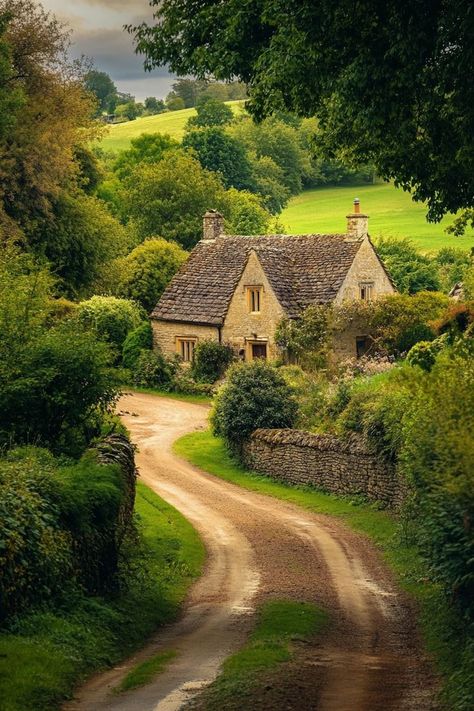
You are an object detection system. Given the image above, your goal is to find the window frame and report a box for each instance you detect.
[359,281,374,302]
[246,286,263,314]
[176,337,197,362]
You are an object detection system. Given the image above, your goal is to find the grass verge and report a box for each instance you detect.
[0,482,205,711]
[174,430,473,710]
[115,650,177,693]
[200,600,328,709]
[125,385,212,406]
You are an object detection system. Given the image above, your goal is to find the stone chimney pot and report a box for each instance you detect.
[202,209,224,242]
[346,199,368,239]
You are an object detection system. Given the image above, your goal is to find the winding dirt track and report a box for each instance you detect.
[65,391,437,711]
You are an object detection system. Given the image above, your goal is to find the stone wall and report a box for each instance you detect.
[152,319,219,358]
[242,428,406,509]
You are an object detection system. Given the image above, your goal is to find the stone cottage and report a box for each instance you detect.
[151,200,396,362]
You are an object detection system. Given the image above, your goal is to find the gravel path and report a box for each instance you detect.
[64,391,437,711]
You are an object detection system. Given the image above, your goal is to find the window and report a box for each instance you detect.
[251,343,267,359]
[246,286,262,313]
[359,282,374,301]
[176,338,196,362]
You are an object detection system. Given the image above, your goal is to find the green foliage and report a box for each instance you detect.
[132,350,177,388]
[28,192,130,297]
[166,95,185,111]
[132,0,474,223]
[276,305,331,370]
[0,443,134,620]
[401,343,474,617]
[375,237,441,294]
[0,321,117,454]
[187,98,234,128]
[191,340,234,383]
[117,238,187,312]
[122,322,153,370]
[183,127,253,190]
[113,133,179,182]
[211,361,299,450]
[434,248,472,293]
[116,650,177,692]
[0,481,204,711]
[219,188,272,235]
[406,338,446,372]
[84,69,117,114]
[123,150,224,249]
[77,296,143,354]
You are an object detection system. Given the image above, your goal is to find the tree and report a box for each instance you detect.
[123,150,224,249]
[219,188,272,236]
[228,116,310,195]
[166,94,185,111]
[118,237,188,312]
[29,193,130,297]
[211,360,299,451]
[131,0,474,223]
[113,132,179,181]
[247,153,290,214]
[84,69,117,114]
[375,238,441,294]
[183,127,253,190]
[0,0,98,239]
[144,96,165,113]
[187,99,233,128]
[76,296,143,355]
[170,77,207,107]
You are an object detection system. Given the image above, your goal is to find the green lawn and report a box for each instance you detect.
[99,101,245,153]
[281,183,474,252]
[0,482,204,711]
[174,430,473,710]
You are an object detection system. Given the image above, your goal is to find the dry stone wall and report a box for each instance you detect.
[242,428,406,509]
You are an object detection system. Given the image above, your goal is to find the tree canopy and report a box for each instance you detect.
[132,0,474,222]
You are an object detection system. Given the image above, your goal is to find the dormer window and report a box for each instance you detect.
[246,286,262,313]
[359,282,374,301]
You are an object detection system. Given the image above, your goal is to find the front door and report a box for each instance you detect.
[251,343,267,359]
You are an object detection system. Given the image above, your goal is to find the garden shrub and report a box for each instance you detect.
[406,337,446,372]
[211,360,299,451]
[0,321,117,456]
[76,296,144,355]
[276,305,331,370]
[122,322,153,370]
[191,340,234,383]
[170,371,215,396]
[401,342,474,619]
[132,350,178,388]
[0,441,135,620]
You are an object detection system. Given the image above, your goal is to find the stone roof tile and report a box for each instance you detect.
[151,233,364,325]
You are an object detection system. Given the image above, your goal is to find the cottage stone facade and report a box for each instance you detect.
[151,202,396,362]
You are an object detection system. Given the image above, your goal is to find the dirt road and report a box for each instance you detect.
[65,391,437,711]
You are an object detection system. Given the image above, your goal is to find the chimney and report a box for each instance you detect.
[346,198,369,239]
[202,209,224,242]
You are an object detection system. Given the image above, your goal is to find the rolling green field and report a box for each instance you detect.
[99,101,245,152]
[281,183,474,252]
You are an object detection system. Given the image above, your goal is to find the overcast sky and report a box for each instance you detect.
[41,0,175,101]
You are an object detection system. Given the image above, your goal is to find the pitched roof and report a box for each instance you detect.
[151,233,365,325]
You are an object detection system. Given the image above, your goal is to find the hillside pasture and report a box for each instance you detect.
[281,183,474,252]
[99,101,245,153]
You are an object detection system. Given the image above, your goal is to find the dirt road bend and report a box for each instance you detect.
[65,391,437,711]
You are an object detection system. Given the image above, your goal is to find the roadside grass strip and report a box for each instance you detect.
[201,600,328,708]
[174,430,472,710]
[115,650,177,693]
[127,385,212,405]
[0,482,204,711]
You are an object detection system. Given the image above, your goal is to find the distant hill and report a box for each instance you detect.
[281,183,474,252]
[99,101,245,152]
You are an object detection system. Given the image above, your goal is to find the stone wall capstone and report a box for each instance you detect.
[242,428,406,509]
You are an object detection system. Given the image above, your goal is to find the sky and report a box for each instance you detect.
[41,0,175,101]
